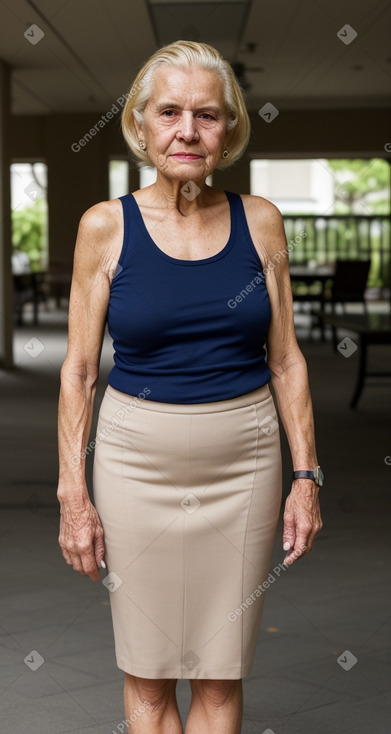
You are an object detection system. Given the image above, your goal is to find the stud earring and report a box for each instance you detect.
[139,140,146,150]
[222,149,229,158]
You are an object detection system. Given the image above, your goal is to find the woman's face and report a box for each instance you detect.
[135,65,231,181]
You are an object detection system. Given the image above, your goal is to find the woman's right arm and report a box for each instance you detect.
[57,200,123,581]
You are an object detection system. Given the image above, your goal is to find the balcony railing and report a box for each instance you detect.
[283,214,391,295]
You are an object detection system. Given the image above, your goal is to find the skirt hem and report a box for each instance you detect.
[116,657,252,680]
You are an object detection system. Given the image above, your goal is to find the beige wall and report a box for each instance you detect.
[9,108,390,283]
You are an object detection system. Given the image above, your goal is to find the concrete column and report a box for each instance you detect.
[46,115,111,301]
[0,61,13,369]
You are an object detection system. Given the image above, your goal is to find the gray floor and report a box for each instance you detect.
[1,302,390,734]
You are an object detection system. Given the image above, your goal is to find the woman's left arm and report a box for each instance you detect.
[251,197,323,565]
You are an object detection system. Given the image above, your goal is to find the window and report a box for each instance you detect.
[109,160,129,199]
[11,162,48,273]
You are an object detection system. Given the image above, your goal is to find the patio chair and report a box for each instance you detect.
[311,259,371,348]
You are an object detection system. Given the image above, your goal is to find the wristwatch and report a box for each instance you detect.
[292,465,324,487]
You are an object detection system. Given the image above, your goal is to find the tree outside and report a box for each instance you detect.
[327,158,390,215]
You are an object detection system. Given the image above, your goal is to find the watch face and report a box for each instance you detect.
[318,467,324,486]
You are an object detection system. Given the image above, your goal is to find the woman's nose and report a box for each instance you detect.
[176,113,199,141]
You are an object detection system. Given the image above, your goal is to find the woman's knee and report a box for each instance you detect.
[124,673,177,711]
[191,678,242,708]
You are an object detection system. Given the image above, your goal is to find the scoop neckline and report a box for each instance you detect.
[129,190,235,265]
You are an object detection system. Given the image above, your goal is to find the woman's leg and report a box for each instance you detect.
[185,679,243,734]
[123,673,183,733]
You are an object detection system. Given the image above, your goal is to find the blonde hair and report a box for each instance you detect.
[121,40,251,170]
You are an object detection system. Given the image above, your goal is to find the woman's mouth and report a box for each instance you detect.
[171,154,203,161]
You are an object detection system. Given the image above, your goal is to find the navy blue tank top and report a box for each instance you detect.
[106,190,271,403]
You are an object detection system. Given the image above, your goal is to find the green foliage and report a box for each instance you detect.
[327,158,390,214]
[11,199,48,271]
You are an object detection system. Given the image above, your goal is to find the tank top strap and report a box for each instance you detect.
[224,190,254,252]
[117,192,143,268]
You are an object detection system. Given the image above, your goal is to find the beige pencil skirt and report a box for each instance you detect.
[92,381,282,680]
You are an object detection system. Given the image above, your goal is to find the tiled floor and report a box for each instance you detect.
[0,303,390,733]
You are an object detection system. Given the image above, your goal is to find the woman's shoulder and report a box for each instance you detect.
[239,193,283,227]
[78,197,123,238]
[74,199,124,280]
[238,193,286,259]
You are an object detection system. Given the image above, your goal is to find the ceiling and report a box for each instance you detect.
[0,0,390,115]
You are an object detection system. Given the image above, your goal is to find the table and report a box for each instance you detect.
[319,311,391,408]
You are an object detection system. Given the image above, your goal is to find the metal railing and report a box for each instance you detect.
[283,214,391,293]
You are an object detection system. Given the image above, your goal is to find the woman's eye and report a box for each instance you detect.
[161,110,215,120]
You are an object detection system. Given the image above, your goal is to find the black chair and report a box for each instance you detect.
[13,272,48,326]
[311,259,371,348]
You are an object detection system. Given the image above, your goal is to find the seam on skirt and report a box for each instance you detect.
[182,416,192,677]
[240,402,260,677]
[181,440,186,677]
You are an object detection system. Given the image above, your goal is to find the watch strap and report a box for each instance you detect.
[292,466,324,486]
[292,470,317,481]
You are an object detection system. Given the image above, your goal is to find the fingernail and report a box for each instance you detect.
[100,560,106,569]
[283,541,290,551]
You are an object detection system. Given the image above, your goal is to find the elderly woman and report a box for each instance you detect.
[57,40,323,734]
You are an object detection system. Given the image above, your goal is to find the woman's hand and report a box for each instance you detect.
[58,496,105,581]
[282,479,323,565]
